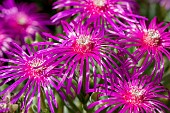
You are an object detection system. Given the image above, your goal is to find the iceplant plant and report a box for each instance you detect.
[0,42,67,113]
[42,20,129,94]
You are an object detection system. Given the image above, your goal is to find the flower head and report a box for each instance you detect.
[43,21,128,94]
[0,42,67,113]
[119,17,170,79]
[51,0,145,30]
[88,75,169,113]
[0,0,49,42]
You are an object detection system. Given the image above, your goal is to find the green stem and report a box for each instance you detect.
[62,89,82,113]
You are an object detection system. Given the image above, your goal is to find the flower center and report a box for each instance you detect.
[93,0,106,7]
[77,35,91,45]
[143,29,160,47]
[30,58,44,68]
[123,86,145,105]
[16,13,28,25]
[72,35,94,53]
[6,12,29,32]
[85,0,108,15]
[27,57,46,78]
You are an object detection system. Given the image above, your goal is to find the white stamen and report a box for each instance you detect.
[130,86,145,97]
[30,58,44,68]
[77,35,91,45]
[147,29,160,39]
[143,29,160,46]
[93,0,106,7]
[17,13,28,25]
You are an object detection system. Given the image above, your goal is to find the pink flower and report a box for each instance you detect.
[42,21,128,93]
[119,17,170,81]
[51,0,145,31]
[0,0,49,43]
[88,75,169,113]
[0,42,67,113]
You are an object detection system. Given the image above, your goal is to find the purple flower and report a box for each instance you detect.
[119,17,170,79]
[88,75,170,113]
[51,0,145,30]
[0,0,49,42]
[0,42,67,113]
[43,21,129,94]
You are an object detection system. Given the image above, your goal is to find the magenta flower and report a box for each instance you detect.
[51,0,145,30]
[43,21,129,94]
[88,75,170,113]
[0,0,49,42]
[0,42,67,113]
[119,17,170,79]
